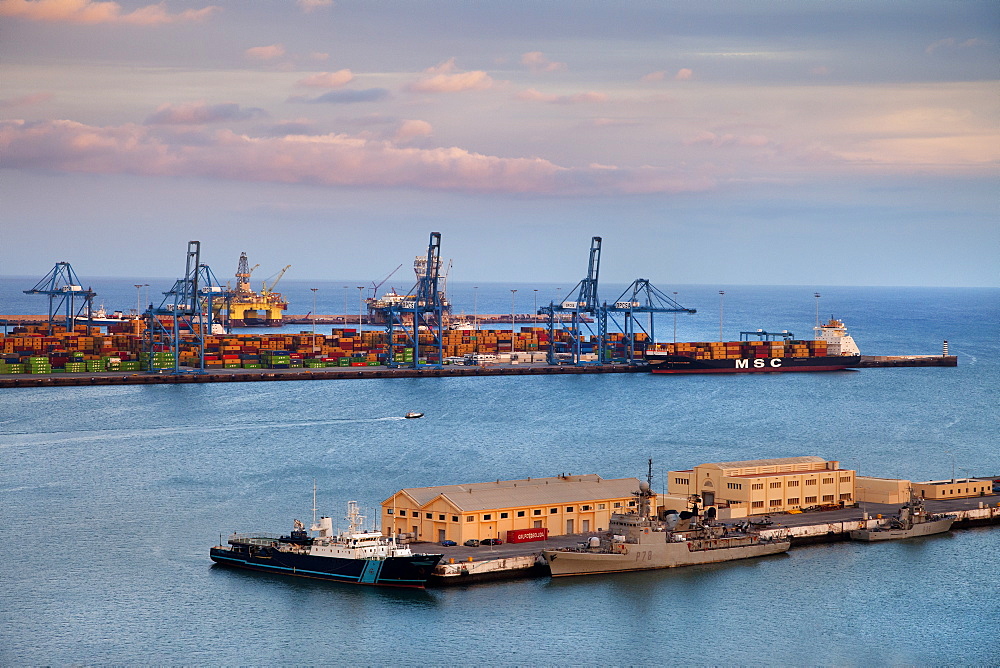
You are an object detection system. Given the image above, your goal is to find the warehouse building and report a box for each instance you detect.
[382,474,644,543]
[668,456,856,516]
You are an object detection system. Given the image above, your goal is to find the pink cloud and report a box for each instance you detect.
[0,92,54,108]
[0,0,217,24]
[244,44,286,61]
[641,71,666,82]
[394,119,433,143]
[515,88,609,104]
[521,51,566,73]
[0,118,716,195]
[295,70,354,88]
[144,102,267,125]
[297,0,332,12]
[926,37,985,54]
[407,67,495,94]
[674,68,693,81]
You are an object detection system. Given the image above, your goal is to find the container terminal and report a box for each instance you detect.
[2,234,956,387]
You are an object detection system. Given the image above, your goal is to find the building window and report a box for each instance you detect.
[840,476,851,483]
[787,498,799,505]
[769,499,783,507]
[533,509,542,516]
[451,516,458,522]
[613,502,621,508]
[387,509,394,514]
[566,507,574,512]
[500,512,509,519]
[466,516,474,522]
[805,496,817,503]
[675,477,689,485]
[822,477,834,484]
[822,495,834,502]
[628,501,636,507]
[598,504,606,510]
[769,482,782,489]
[517,511,525,517]
[752,483,764,490]
[727,483,742,490]
[438,515,445,521]
[582,505,591,511]
[787,480,799,487]
[840,493,852,501]
[550,508,558,514]
[806,479,817,486]
[399,510,406,516]
[752,501,764,509]
[483,514,492,521]
[426,513,432,519]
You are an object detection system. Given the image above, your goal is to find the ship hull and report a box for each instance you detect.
[849,517,954,542]
[648,355,861,374]
[209,546,442,588]
[542,537,790,577]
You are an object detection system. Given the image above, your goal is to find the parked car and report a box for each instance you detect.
[463,539,480,547]
[439,540,457,547]
[481,538,503,546]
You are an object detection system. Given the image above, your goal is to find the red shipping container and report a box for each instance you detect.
[506,528,549,543]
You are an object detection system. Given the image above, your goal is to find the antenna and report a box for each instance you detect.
[312,479,317,528]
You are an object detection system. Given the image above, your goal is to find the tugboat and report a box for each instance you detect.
[541,461,790,577]
[849,489,955,542]
[210,499,442,588]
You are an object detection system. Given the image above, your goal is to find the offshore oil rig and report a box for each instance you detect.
[221,252,289,327]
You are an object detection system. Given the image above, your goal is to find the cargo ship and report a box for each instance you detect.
[645,318,862,374]
[210,500,443,588]
[541,469,790,577]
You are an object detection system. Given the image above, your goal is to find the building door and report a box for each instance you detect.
[702,491,715,506]
[438,529,446,542]
[533,520,542,528]
[582,519,590,532]
[566,519,574,534]
[412,525,418,539]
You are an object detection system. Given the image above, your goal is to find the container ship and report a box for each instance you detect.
[210,501,443,588]
[645,318,862,374]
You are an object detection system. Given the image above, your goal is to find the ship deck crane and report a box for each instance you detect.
[538,236,603,365]
[261,265,291,301]
[23,262,97,335]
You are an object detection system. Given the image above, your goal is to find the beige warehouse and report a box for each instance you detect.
[668,456,856,516]
[382,474,643,543]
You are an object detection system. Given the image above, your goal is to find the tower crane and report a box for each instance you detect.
[23,262,97,335]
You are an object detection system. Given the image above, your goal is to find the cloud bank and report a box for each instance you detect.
[0,118,714,195]
[0,0,217,24]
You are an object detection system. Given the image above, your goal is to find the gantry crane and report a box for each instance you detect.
[602,279,696,364]
[378,232,446,368]
[538,236,603,365]
[143,241,229,372]
[23,262,97,335]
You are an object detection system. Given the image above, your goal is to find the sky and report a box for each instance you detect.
[1,0,997,288]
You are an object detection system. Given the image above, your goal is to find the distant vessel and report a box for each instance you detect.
[541,462,790,577]
[210,500,442,588]
[646,318,862,374]
[850,491,955,541]
[404,412,424,419]
[223,252,289,327]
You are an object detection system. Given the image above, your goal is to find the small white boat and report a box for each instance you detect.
[404,412,424,419]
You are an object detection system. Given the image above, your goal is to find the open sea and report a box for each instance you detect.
[2,278,998,666]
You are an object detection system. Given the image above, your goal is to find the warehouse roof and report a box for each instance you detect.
[386,475,642,513]
[704,456,829,470]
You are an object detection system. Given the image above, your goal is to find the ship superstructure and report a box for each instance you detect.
[220,252,289,327]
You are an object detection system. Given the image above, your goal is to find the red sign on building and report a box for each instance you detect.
[506,528,549,543]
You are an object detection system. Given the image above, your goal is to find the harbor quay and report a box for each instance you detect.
[425,495,1000,586]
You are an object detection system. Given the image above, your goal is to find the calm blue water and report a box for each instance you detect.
[2,281,999,665]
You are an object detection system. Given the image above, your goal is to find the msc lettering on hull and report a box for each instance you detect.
[734,359,782,369]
